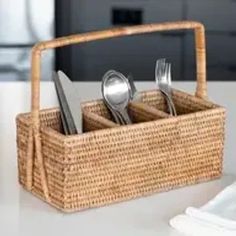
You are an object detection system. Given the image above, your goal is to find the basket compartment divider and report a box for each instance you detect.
[128,101,170,123]
[83,110,119,132]
[83,99,170,132]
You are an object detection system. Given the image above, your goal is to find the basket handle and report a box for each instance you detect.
[31,21,206,118]
[28,21,206,199]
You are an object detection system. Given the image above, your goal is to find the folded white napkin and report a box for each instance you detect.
[169,181,236,236]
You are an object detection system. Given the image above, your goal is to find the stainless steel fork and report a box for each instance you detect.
[155,59,177,116]
[165,63,177,116]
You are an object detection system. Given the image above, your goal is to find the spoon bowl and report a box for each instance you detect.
[102,71,132,124]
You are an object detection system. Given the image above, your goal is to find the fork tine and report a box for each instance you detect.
[160,59,166,83]
[164,63,168,84]
[155,58,166,83]
[155,60,160,80]
[163,62,168,83]
[168,63,172,85]
[156,59,165,72]
[155,60,160,82]
[164,63,170,84]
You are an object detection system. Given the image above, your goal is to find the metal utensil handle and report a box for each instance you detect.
[119,109,132,124]
[116,111,126,125]
[110,109,121,124]
[167,96,177,116]
[28,21,207,200]
[105,101,122,124]
[160,87,177,116]
[164,94,174,116]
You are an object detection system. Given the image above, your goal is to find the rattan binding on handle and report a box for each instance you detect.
[28,21,207,201]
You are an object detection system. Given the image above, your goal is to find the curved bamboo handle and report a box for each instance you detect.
[31,21,206,125]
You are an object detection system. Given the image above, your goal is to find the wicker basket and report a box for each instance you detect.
[16,21,226,212]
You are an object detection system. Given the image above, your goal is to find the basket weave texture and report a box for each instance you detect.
[16,21,226,212]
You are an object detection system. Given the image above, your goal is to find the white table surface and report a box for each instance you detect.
[0,81,236,236]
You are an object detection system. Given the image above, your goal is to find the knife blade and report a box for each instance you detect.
[57,70,82,134]
[53,71,77,134]
[53,72,70,135]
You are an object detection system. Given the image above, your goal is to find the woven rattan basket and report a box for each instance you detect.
[16,21,226,212]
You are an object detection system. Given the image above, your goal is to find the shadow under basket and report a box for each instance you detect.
[16,89,226,212]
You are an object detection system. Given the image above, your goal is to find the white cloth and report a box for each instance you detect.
[169,182,236,236]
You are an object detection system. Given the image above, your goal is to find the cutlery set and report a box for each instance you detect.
[53,59,177,134]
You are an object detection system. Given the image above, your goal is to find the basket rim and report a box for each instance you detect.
[16,88,225,143]
[17,105,225,142]
[15,88,222,120]
[79,88,221,109]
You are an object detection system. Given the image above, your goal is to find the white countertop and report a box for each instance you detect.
[0,81,236,236]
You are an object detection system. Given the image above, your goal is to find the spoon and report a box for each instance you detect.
[102,71,132,124]
[102,71,124,124]
[104,98,124,124]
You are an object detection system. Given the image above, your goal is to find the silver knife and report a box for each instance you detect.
[53,72,77,134]
[57,71,82,134]
[53,72,70,135]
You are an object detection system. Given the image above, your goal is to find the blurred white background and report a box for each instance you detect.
[0,0,54,81]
